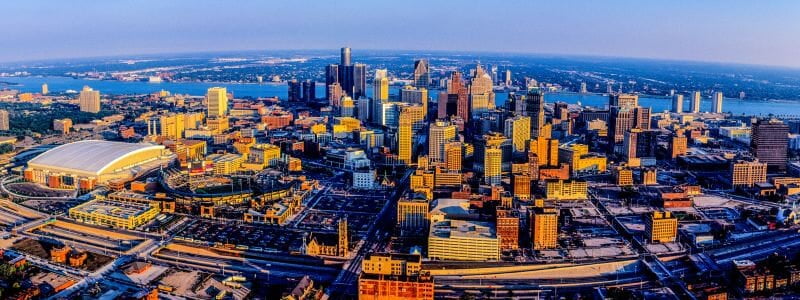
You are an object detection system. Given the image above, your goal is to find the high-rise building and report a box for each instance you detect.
[428,121,457,162]
[484,147,502,185]
[78,86,101,113]
[328,83,343,107]
[691,91,701,113]
[751,118,789,172]
[444,142,462,171]
[353,63,367,99]
[401,86,428,119]
[206,87,228,117]
[287,79,301,102]
[358,253,434,300]
[397,197,430,235]
[646,211,677,243]
[301,80,316,101]
[0,110,8,131]
[41,83,48,95]
[609,93,638,109]
[529,136,559,167]
[449,71,469,123]
[504,69,512,87]
[512,172,531,200]
[504,116,531,153]
[608,106,651,153]
[325,64,340,99]
[672,94,684,113]
[525,87,545,138]
[147,113,185,139]
[545,179,588,200]
[623,129,659,160]
[712,91,723,113]
[413,59,430,89]
[341,47,351,66]
[398,109,413,164]
[496,209,519,251]
[531,207,558,250]
[580,82,588,93]
[373,69,389,101]
[669,135,688,159]
[614,167,634,186]
[731,159,768,187]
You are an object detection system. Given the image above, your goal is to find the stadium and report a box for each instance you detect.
[24,140,174,190]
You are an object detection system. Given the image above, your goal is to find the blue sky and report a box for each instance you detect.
[2,0,800,67]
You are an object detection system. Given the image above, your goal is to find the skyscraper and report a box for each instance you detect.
[484,147,502,185]
[373,69,389,101]
[41,83,48,95]
[78,86,101,113]
[691,91,701,113]
[0,110,8,131]
[353,63,367,99]
[449,71,469,123]
[287,79,301,102]
[341,47,351,67]
[325,64,340,99]
[672,94,684,113]
[609,93,638,109]
[531,207,558,250]
[504,69,512,87]
[504,116,531,153]
[206,87,228,117]
[751,118,789,172]
[712,91,723,113]
[413,59,430,89]
[327,83,343,107]
[429,120,457,162]
[398,109,413,164]
[525,87,545,138]
[302,80,315,101]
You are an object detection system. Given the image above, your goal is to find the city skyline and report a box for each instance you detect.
[2,0,800,68]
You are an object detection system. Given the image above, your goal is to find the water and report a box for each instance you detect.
[2,76,799,116]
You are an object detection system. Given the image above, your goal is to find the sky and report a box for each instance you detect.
[2,0,800,67]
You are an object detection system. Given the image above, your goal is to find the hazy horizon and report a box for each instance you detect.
[3,0,800,68]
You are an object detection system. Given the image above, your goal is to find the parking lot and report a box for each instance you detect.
[175,219,305,253]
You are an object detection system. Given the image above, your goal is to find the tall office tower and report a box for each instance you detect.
[401,86,428,118]
[496,209,520,250]
[397,198,430,234]
[78,86,101,113]
[484,147,502,185]
[712,91,723,113]
[489,64,498,84]
[341,47,351,66]
[41,83,48,95]
[357,97,371,123]
[448,71,469,123]
[0,110,8,131]
[525,87,545,138]
[444,142,463,171]
[609,93,638,109]
[504,69,512,86]
[327,83,343,107]
[373,69,389,101]
[751,118,790,172]
[691,91,701,113]
[413,59,430,88]
[287,79,301,102]
[353,63,367,99]
[206,87,227,117]
[340,97,355,117]
[608,106,650,152]
[580,82,588,93]
[147,113,186,139]
[428,120,457,162]
[325,64,340,99]
[371,97,387,126]
[672,94,684,113]
[398,110,413,164]
[469,93,490,117]
[471,64,493,95]
[529,136,559,167]
[646,211,677,243]
[505,116,531,153]
[669,135,687,158]
[531,207,558,250]
[301,80,315,101]
[731,159,768,187]
[623,129,658,160]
